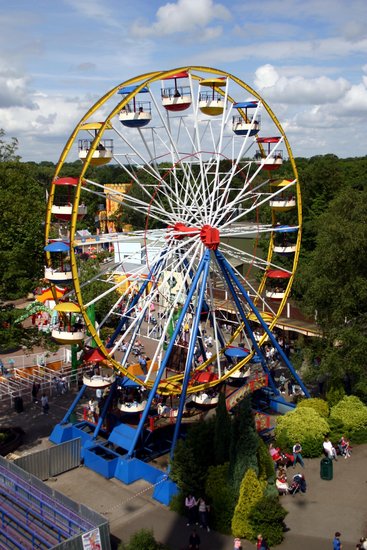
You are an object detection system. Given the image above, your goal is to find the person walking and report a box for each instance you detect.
[197,497,210,532]
[41,393,49,414]
[292,442,305,468]
[257,534,270,549]
[32,381,40,403]
[188,529,200,549]
[185,494,198,526]
[233,537,242,549]
[333,531,342,550]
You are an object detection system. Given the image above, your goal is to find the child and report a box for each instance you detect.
[234,537,242,549]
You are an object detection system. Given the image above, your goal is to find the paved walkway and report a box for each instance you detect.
[1,388,366,550]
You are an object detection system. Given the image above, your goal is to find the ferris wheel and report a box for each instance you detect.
[45,67,308,436]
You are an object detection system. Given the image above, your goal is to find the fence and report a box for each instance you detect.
[14,438,81,481]
[0,455,111,550]
[0,348,82,408]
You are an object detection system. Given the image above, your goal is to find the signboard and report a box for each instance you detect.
[226,374,268,411]
[82,528,102,550]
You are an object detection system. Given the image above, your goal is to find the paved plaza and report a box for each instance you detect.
[1,384,366,550]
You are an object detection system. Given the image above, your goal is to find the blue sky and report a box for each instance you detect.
[1,0,366,161]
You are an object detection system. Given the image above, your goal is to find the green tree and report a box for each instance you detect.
[0,162,45,298]
[294,186,367,400]
[119,528,170,550]
[248,495,288,546]
[205,463,235,534]
[170,418,216,496]
[214,392,231,464]
[231,468,264,540]
[0,129,20,161]
[229,397,259,495]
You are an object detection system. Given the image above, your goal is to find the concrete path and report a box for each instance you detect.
[1,388,366,550]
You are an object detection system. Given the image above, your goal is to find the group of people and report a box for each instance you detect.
[323,435,351,460]
[269,442,307,496]
[185,494,210,532]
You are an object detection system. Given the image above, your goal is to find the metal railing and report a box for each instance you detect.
[0,349,82,407]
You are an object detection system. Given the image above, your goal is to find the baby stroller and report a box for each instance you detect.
[289,473,307,495]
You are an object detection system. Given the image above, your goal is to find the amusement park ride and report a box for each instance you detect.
[44,67,309,504]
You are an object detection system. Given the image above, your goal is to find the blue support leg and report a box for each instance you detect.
[215,249,310,398]
[108,254,165,348]
[126,251,210,459]
[60,384,87,425]
[92,379,118,439]
[214,252,278,394]
[170,250,211,461]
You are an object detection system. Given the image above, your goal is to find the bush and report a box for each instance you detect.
[330,396,367,442]
[205,463,235,534]
[170,419,216,496]
[257,438,276,483]
[248,495,288,546]
[119,528,170,550]
[169,491,186,516]
[231,469,264,540]
[326,385,345,407]
[297,397,329,418]
[275,407,330,457]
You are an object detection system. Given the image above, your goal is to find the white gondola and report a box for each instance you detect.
[233,118,260,136]
[269,198,296,211]
[118,400,147,413]
[255,137,283,170]
[190,392,219,408]
[78,141,113,166]
[52,302,85,344]
[199,78,226,116]
[255,154,283,170]
[265,290,286,300]
[225,366,251,380]
[44,267,73,285]
[83,369,116,388]
[118,85,152,128]
[119,109,152,128]
[51,328,85,344]
[273,244,297,255]
[161,71,192,111]
[232,101,261,136]
[51,204,87,220]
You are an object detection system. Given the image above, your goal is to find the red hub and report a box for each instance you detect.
[170,223,220,250]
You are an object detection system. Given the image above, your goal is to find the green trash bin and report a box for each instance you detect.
[320,457,333,480]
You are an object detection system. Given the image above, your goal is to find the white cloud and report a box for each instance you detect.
[63,0,118,26]
[131,0,230,37]
[255,64,350,105]
[194,37,367,66]
[0,65,37,109]
[254,65,279,89]
[342,83,367,113]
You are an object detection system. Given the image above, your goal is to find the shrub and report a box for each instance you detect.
[297,397,329,418]
[275,407,329,457]
[327,417,345,444]
[326,385,345,407]
[205,463,234,534]
[248,495,288,546]
[119,528,170,550]
[257,438,276,483]
[169,491,186,516]
[330,396,367,442]
[170,418,216,496]
[214,392,232,464]
[229,397,259,495]
[232,469,264,540]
